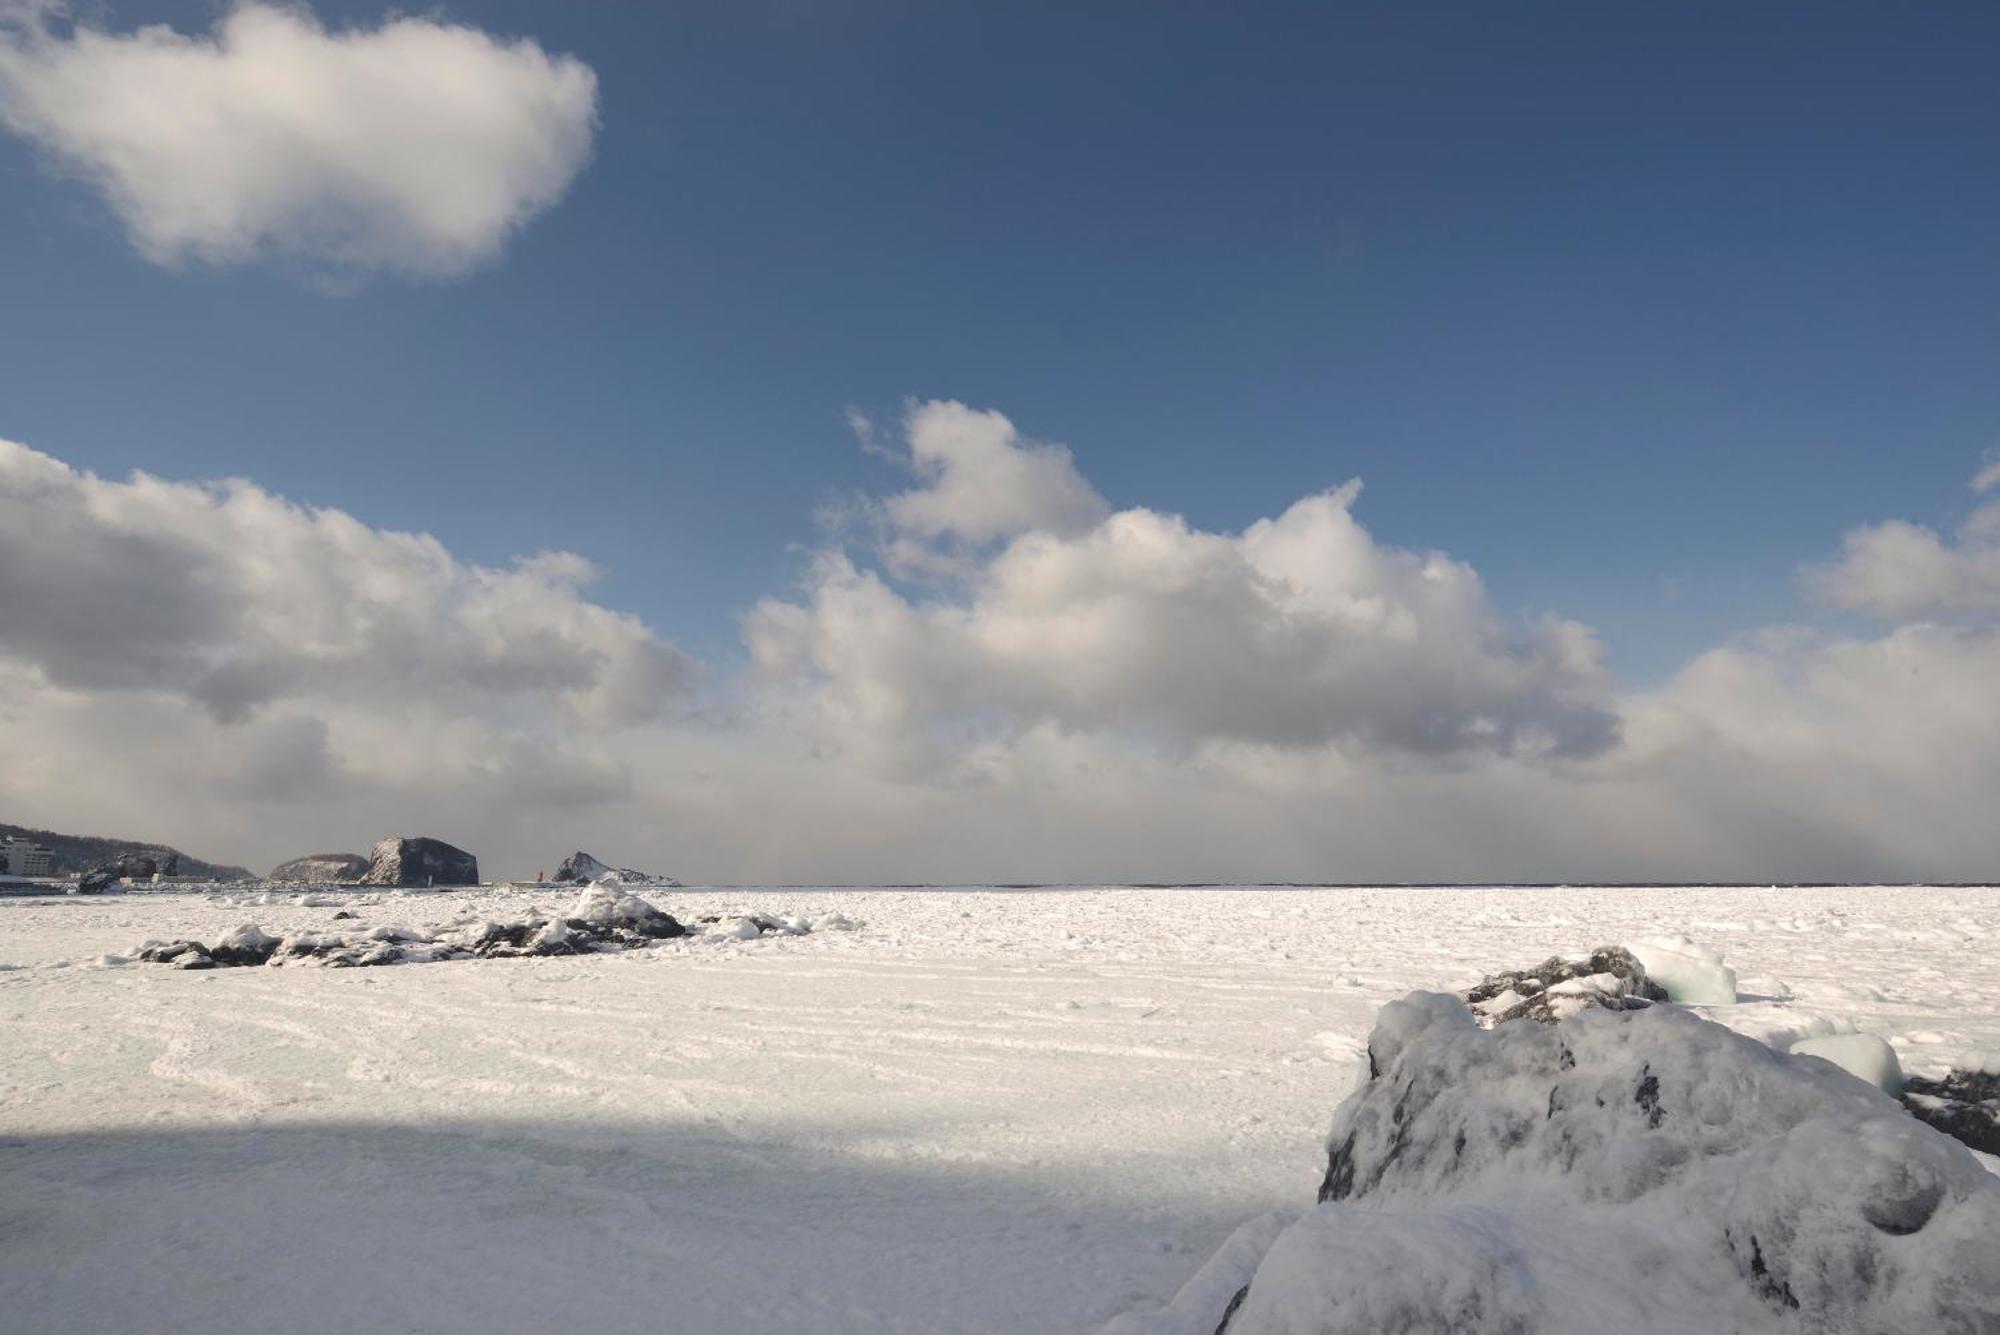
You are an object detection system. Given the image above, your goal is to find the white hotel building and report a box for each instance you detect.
[1,838,54,877]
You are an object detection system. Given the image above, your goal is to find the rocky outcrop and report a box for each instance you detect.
[551,851,676,885]
[1902,1068,2000,1156]
[268,853,370,883]
[359,836,478,888]
[1161,994,2000,1335]
[1461,944,1666,1025]
[134,924,282,969]
[76,850,178,892]
[128,886,691,970]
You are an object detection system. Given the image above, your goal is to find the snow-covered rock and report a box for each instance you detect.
[1790,1033,1905,1095]
[1627,933,1738,1005]
[359,836,478,888]
[1176,992,2000,1335]
[568,884,686,939]
[552,851,679,886]
[267,853,369,883]
[1462,945,1665,1025]
[208,924,282,967]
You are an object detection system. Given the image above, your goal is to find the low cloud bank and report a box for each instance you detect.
[4,411,2000,882]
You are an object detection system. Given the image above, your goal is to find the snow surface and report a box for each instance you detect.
[1,883,1995,1334]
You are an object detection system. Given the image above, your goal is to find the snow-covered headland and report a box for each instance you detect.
[1,883,1995,1333]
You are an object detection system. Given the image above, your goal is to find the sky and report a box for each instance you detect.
[2,1,1998,882]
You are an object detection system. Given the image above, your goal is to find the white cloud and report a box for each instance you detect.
[6,417,2000,884]
[0,3,596,277]
[884,400,1109,546]
[752,404,1616,773]
[1806,466,2000,620]
[0,437,690,727]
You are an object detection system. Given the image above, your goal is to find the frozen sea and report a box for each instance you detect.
[2,883,1995,1333]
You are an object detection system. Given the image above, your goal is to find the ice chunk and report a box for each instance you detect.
[1792,1033,1906,1094]
[1627,934,1737,1004]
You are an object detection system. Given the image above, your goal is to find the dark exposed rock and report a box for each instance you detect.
[134,935,206,963]
[1461,945,1666,1025]
[1901,1068,2000,1156]
[1213,1284,1250,1335]
[269,853,370,883]
[76,867,120,894]
[120,851,175,878]
[359,836,478,888]
[331,910,358,921]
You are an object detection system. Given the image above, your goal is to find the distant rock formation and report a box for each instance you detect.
[76,850,180,892]
[359,836,478,888]
[0,822,251,881]
[268,853,370,883]
[551,850,674,885]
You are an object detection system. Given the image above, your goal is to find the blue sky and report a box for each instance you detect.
[6,1,1996,678]
[3,1,2000,880]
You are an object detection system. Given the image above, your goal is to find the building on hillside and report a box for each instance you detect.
[0,838,54,877]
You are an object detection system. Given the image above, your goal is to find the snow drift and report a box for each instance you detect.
[1139,992,2000,1335]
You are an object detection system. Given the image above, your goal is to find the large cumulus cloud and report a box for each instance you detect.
[0,2,596,278]
[752,402,1617,773]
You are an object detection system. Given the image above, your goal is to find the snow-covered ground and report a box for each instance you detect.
[1,884,1994,1333]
